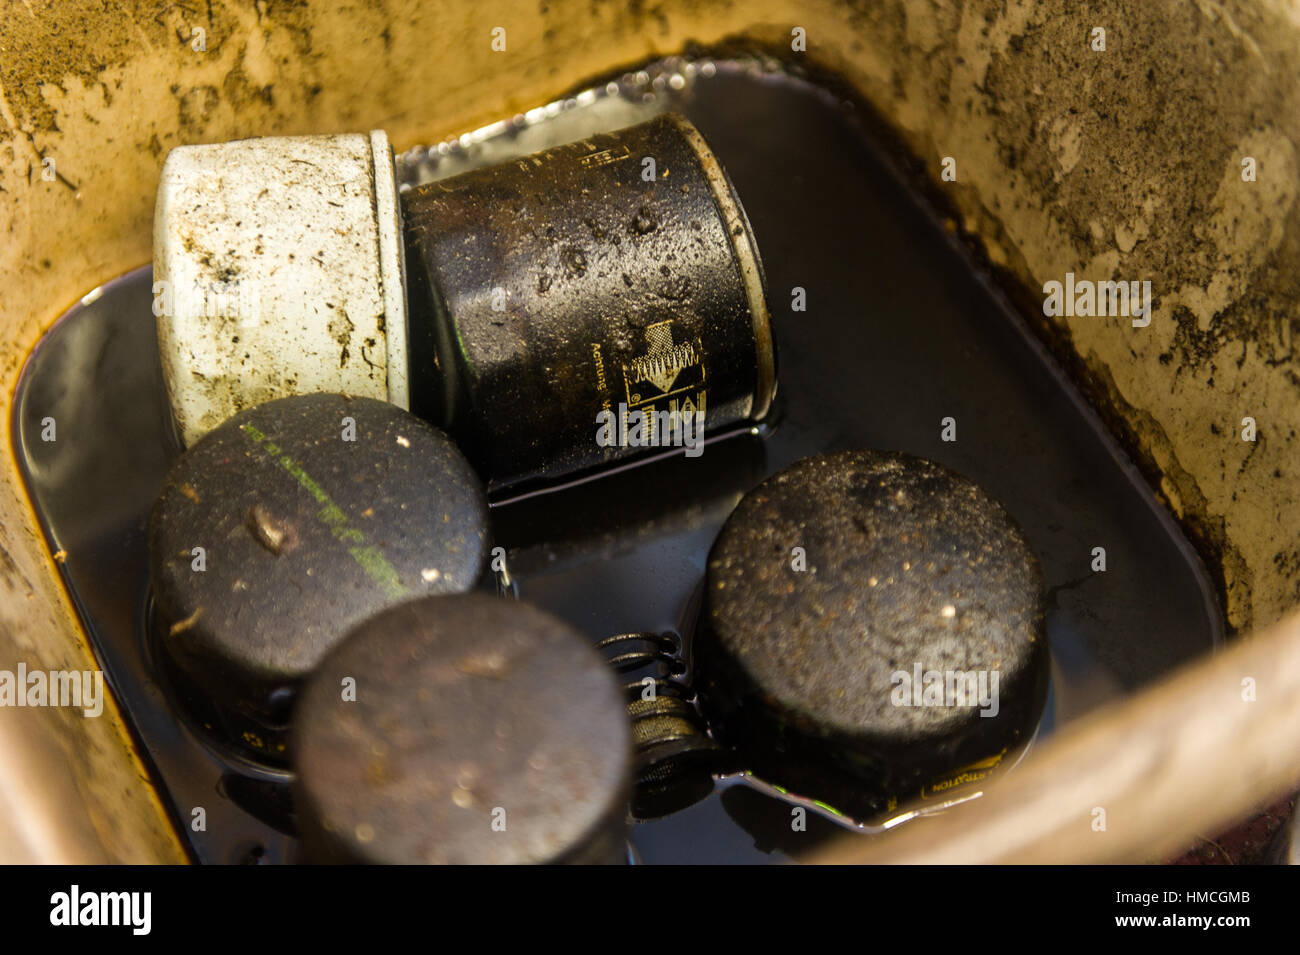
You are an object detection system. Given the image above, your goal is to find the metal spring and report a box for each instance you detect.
[594,630,728,818]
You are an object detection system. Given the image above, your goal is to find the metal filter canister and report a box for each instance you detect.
[154,115,775,494]
[293,595,633,864]
[697,450,1050,818]
[401,113,776,491]
[147,393,489,765]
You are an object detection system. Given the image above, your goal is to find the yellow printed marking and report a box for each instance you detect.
[578,145,630,169]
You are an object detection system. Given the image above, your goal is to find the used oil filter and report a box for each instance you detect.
[154,115,775,492]
[148,393,489,764]
[292,594,633,864]
[696,450,1049,816]
[401,113,774,489]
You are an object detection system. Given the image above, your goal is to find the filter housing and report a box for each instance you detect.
[153,131,409,447]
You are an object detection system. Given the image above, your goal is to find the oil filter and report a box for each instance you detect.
[148,393,489,764]
[154,115,775,492]
[292,594,633,864]
[696,450,1049,816]
[401,113,774,489]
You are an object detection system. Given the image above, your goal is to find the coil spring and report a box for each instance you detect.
[595,630,727,818]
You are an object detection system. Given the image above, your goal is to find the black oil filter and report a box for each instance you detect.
[696,450,1049,816]
[148,393,489,764]
[403,113,776,491]
[292,594,633,864]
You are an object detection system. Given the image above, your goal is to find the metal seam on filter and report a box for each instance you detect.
[669,114,776,422]
[370,130,410,411]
